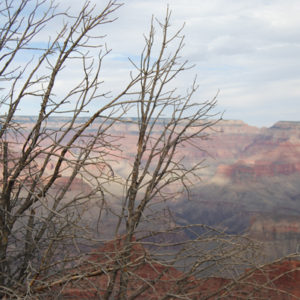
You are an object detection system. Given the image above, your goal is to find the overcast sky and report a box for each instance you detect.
[99,0,300,127]
[6,0,300,127]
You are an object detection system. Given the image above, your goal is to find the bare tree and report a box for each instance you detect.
[1,0,298,299]
[0,0,131,297]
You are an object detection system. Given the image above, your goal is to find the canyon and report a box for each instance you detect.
[4,117,300,258]
[171,119,300,259]
[2,116,300,297]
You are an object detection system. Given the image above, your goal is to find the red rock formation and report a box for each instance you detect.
[232,260,300,300]
[219,160,300,180]
[45,238,300,300]
[51,237,198,299]
[213,121,300,181]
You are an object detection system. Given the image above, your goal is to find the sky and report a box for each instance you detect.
[4,0,300,127]
[105,0,300,127]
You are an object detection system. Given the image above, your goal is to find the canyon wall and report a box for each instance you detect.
[5,117,300,259]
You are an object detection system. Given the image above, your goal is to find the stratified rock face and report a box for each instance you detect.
[6,117,300,260]
[271,120,300,132]
[249,215,300,241]
[217,121,300,180]
[220,160,300,180]
[200,120,260,160]
[170,120,300,259]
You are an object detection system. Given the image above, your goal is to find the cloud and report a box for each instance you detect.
[7,0,300,127]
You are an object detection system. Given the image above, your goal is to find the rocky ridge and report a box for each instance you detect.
[47,238,300,299]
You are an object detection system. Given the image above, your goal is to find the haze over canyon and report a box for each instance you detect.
[9,116,300,261]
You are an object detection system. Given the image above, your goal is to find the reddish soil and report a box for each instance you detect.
[47,238,300,299]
